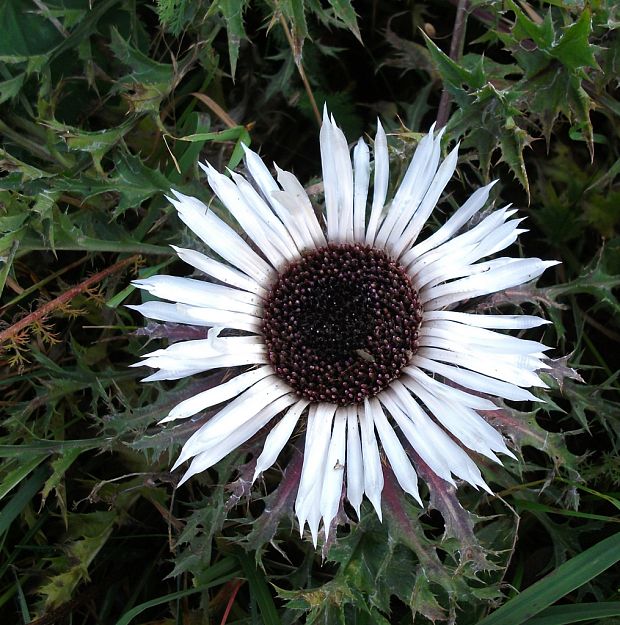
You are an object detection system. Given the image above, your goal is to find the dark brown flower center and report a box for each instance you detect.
[261,244,423,406]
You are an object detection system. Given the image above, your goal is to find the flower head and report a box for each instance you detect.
[130,110,557,545]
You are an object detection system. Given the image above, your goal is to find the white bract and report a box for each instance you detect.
[131,110,557,546]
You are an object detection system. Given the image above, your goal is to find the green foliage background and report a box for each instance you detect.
[0,0,619,623]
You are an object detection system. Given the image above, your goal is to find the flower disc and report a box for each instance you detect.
[261,243,423,405]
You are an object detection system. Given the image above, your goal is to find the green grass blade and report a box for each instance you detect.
[114,587,211,625]
[0,455,46,501]
[238,551,281,625]
[0,465,49,536]
[0,239,18,299]
[513,498,620,523]
[12,569,30,624]
[114,556,238,625]
[524,602,620,625]
[0,438,111,457]
[476,532,620,625]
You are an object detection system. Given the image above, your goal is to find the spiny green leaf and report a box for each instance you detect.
[550,250,620,314]
[416,459,498,571]
[327,0,362,43]
[384,26,437,77]
[0,71,24,104]
[38,510,118,609]
[44,120,132,174]
[566,75,594,159]
[423,33,485,92]
[109,28,173,86]
[409,576,446,622]
[108,27,175,112]
[243,451,302,555]
[499,122,531,198]
[219,0,250,79]
[381,472,469,596]
[40,448,83,526]
[563,377,620,440]
[111,152,172,217]
[280,0,309,63]
[506,0,554,49]
[0,148,55,182]
[486,408,580,472]
[551,9,599,71]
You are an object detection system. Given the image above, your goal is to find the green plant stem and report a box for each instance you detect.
[0,119,56,163]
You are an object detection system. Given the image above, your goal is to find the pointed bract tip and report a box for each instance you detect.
[310,525,319,548]
[176,470,192,488]
[412,490,424,507]
[478,480,493,495]
[171,455,187,474]
[502,447,519,461]
[296,516,305,538]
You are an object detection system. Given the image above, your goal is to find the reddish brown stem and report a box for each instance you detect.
[279,15,321,128]
[0,255,139,347]
[219,579,244,625]
[436,0,469,128]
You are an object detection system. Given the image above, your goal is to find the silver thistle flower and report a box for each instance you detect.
[130,110,557,545]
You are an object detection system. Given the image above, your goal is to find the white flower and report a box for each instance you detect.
[130,110,557,546]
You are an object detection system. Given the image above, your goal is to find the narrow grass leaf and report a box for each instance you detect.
[0,455,47,501]
[114,557,238,625]
[476,532,620,625]
[0,239,18,299]
[238,551,281,625]
[13,568,30,624]
[0,466,48,536]
[513,498,620,523]
[523,602,620,625]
